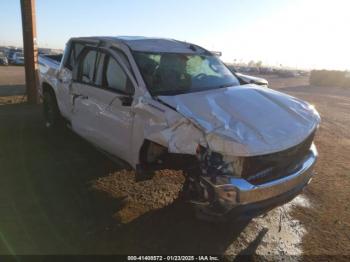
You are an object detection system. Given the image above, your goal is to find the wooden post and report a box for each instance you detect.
[20,0,39,104]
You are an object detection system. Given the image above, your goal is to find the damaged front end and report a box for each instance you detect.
[133,84,320,221]
[135,117,318,221]
[189,145,243,212]
[183,130,318,221]
[134,111,318,221]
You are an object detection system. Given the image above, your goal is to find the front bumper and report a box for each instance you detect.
[196,144,318,220]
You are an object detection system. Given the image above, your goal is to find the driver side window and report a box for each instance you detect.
[103,56,134,95]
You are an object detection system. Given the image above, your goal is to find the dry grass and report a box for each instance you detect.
[92,169,185,223]
[0,95,27,105]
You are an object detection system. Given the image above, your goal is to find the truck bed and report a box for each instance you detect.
[38,54,63,97]
[39,54,62,68]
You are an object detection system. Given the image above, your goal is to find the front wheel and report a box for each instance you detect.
[43,90,61,128]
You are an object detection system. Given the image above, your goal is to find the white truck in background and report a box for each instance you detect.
[38,36,320,221]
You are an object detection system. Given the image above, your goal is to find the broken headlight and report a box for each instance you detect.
[225,155,244,178]
[196,145,244,180]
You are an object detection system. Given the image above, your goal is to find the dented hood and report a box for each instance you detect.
[159,84,320,156]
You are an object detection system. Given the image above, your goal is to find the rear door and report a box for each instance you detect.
[71,47,136,162]
[56,41,84,119]
[70,48,101,144]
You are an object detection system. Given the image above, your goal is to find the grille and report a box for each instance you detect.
[242,131,315,185]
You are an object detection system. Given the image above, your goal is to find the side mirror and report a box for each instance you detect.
[117,79,134,106]
[118,95,133,106]
[125,78,135,96]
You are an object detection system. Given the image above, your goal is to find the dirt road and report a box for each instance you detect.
[0,67,349,258]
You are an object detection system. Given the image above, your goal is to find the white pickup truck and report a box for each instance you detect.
[39,36,320,220]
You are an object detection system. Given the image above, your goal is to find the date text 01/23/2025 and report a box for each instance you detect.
[127,255,220,261]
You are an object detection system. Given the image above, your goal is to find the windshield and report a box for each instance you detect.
[133,52,240,96]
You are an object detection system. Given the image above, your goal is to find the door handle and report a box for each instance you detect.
[73,94,88,100]
[72,93,88,106]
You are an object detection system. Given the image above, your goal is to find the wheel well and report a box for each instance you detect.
[139,139,197,170]
[42,82,55,95]
[42,82,59,107]
[42,82,62,119]
[139,140,167,165]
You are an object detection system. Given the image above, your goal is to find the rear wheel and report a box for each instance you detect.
[43,90,61,128]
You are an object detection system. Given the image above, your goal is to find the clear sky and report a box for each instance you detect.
[0,0,349,70]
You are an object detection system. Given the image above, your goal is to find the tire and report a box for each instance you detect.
[43,90,61,128]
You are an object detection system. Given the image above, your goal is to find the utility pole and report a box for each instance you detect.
[20,0,40,104]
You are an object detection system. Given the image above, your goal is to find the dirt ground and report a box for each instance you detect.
[0,66,349,259]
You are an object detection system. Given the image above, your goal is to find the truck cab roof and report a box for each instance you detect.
[69,36,209,54]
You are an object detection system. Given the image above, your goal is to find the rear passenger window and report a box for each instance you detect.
[80,50,97,84]
[105,58,128,93]
[66,42,84,70]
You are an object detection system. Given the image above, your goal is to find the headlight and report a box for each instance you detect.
[196,145,244,179]
[220,155,245,178]
[229,156,244,178]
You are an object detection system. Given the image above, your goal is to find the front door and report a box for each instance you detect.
[71,48,135,162]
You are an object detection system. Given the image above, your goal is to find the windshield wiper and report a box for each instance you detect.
[152,83,237,96]
[217,83,237,89]
[152,89,191,96]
